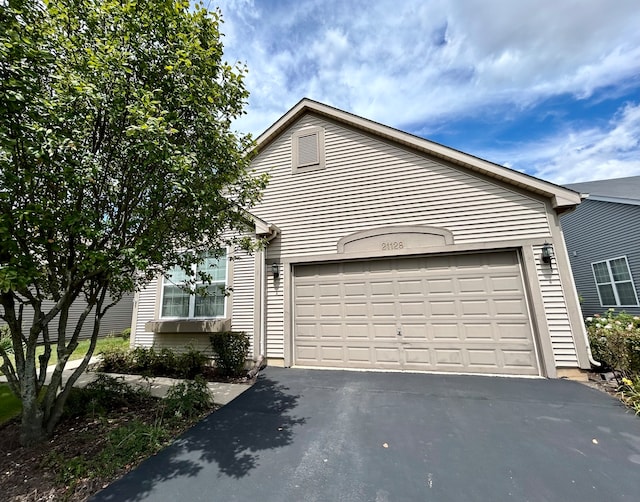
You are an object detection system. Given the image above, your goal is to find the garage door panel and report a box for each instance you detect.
[431,301,456,316]
[460,300,491,316]
[293,251,539,375]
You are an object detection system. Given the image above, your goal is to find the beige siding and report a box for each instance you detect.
[132,245,256,353]
[534,245,578,366]
[151,333,214,355]
[231,247,256,354]
[132,278,158,348]
[266,264,285,358]
[252,115,551,259]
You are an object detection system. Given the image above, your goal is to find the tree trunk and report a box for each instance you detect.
[20,379,46,446]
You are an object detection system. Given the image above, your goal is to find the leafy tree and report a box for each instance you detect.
[0,0,265,445]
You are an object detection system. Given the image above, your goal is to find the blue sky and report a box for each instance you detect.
[211,0,640,184]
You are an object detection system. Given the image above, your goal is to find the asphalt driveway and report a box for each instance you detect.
[92,368,640,501]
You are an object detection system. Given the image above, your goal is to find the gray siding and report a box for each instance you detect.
[561,199,640,317]
[0,293,133,341]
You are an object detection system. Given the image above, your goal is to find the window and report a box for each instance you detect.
[292,126,325,173]
[161,251,227,318]
[592,256,639,307]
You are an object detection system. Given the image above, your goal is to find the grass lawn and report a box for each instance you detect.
[0,383,22,423]
[2,335,129,373]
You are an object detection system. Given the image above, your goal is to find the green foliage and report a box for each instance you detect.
[0,0,265,444]
[98,346,209,379]
[63,374,152,418]
[0,325,12,355]
[120,327,131,340]
[163,376,213,422]
[619,377,640,415]
[586,309,640,378]
[209,331,249,377]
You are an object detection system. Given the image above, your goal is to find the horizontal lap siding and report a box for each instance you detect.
[534,245,578,366]
[231,248,255,354]
[266,268,284,358]
[132,279,158,348]
[0,294,133,342]
[252,115,581,366]
[252,116,550,259]
[561,200,640,317]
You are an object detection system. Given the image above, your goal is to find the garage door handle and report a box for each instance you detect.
[397,329,402,336]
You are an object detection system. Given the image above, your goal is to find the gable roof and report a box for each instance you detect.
[254,98,581,211]
[564,176,640,206]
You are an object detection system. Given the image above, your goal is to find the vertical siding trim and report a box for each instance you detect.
[521,245,557,377]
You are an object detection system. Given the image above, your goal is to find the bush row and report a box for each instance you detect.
[98,331,250,378]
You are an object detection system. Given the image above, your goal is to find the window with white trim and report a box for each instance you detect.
[161,251,227,318]
[292,126,325,173]
[592,256,639,307]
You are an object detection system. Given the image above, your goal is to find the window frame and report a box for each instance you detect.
[291,126,326,173]
[591,255,639,307]
[159,250,229,320]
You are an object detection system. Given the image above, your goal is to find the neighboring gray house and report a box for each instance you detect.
[1,294,134,341]
[562,176,640,317]
[131,99,594,378]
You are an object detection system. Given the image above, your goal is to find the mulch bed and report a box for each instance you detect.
[0,371,255,502]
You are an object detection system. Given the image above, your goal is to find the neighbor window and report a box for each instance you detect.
[292,126,325,173]
[592,256,639,307]
[161,251,227,318]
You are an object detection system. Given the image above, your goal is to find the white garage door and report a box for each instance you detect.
[293,251,539,375]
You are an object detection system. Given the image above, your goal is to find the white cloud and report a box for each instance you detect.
[213,0,640,182]
[474,102,640,184]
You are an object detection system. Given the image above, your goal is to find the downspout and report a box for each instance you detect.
[259,225,280,359]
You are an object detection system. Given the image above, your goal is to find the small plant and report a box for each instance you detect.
[164,376,213,422]
[176,346,209,379]
[120,327,131,340]
[619,377,640,415]
[210,331,249,377]
[99,346,130,373]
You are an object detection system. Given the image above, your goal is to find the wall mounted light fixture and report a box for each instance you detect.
[541,242,554,268]
[271,262,280,279]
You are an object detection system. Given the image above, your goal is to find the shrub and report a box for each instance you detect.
[209,331,249,377]
[176,347,209,379]
[99,346,130,373]
[586,309,640,378]
[97,345,209,379]
[164,376,213,422]
[120,327,131,340]
[64,374,152,418]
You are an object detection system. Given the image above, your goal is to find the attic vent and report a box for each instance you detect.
[292,126,325,173]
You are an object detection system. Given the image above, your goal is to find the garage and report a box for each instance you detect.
[293,251,540,375]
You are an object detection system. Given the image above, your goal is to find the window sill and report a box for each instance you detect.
[145,318,231,334]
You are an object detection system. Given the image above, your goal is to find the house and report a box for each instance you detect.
[131,99,594,378]
[0,293,133,341]
[561,176,640,318]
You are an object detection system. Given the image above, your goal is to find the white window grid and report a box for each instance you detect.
[591,256,639,307]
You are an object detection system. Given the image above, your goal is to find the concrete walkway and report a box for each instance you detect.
[0,358,252,406]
